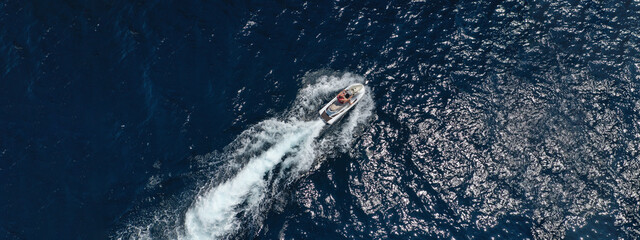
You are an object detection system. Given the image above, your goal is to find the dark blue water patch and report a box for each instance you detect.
[564,215,623,239]
[0,1,250,238]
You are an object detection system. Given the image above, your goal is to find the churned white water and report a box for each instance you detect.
[117,72,374,240]
[182,120,324,239]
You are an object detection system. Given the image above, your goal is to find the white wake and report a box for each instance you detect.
[182,120,324,239]
[117,72,374,240]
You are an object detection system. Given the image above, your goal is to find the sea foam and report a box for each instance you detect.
[118,72,374,240]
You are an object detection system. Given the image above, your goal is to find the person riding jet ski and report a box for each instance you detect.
[336,89,353,104]
[319,83,366,124]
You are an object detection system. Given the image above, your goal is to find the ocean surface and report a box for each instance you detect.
[2,0,640,239]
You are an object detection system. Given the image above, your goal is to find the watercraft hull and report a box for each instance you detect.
[318,83,366,124]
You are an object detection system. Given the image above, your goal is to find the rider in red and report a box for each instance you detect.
[336,90,352,104]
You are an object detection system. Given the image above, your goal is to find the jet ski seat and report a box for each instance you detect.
[329,102,345,111]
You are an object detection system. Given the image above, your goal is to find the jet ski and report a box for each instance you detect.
[319,83,366,124]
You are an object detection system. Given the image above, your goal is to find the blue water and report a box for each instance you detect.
[2,0,640,239]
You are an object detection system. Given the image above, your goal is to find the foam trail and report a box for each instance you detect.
[182,120,324,239]
[116,72,374,240]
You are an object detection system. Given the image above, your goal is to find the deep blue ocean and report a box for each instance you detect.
[2,0,640,239]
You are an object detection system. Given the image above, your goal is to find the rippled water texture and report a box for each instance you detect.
[2,0,640,239]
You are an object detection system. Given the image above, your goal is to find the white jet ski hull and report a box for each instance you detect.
[318,83,366,124]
